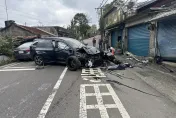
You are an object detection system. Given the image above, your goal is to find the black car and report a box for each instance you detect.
[14,42,34,61]
[30,37,105,71]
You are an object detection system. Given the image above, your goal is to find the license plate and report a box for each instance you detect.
[19,51,24,54]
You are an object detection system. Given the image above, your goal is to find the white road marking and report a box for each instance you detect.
[79,84,130,118]
[82,68,105,83]
[106,84,130,118]
[0,68,35,71]
[37,67,68,118]
[81,68,106,78]
[83,77,101,83]
[4,66,36,69]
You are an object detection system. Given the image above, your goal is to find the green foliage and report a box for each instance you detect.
[67,13,91,39]
[0,36,13,57]
[87,25,98,37]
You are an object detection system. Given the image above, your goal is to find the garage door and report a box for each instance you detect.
[111,30,117,48]
[128,24,150,56]
[157,19,176,61]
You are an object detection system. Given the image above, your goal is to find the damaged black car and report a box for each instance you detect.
[30,37,119,71]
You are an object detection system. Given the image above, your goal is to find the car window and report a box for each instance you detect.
[18,42,33,48]
[37,40,53,48]
[58,42,69,50]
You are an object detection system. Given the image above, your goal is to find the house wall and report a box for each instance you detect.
[104,9,125,28]
[0,24,34,38]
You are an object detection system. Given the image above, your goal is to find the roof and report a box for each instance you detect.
[17,25,56,36]
[150,9,176,21]
[0,23,56,36]
[137,0,158,10]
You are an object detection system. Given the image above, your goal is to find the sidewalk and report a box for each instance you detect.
[115,54,176,103]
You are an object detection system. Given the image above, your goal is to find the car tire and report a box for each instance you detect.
[34,55,44,66]
[66,56,81,71]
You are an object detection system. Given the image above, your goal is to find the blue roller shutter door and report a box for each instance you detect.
[111,31,117,48]
[128,24,150,56]
[157,19,176,61]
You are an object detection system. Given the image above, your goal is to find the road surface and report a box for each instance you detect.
[0,61,176,118]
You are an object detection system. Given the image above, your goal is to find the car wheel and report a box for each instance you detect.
[66,56,81,71]
[34,55,44,66]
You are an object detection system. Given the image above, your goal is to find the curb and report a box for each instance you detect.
[128,69,176,104]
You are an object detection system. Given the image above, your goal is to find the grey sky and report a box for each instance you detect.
[0,0,147,28]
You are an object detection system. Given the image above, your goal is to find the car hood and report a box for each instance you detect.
[82,46,100,54]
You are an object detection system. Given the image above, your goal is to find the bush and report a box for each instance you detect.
[0,36,13,57]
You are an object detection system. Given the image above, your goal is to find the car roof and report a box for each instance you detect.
[37,37,75,41]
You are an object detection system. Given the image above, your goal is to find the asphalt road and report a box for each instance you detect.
[0,61,176,118]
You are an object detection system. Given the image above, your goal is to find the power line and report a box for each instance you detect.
[102,0,109,7]
[99,0,105,8]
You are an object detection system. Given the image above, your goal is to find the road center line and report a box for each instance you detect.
[37,67,68,118]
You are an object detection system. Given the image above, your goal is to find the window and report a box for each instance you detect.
[37,40,53,48]
[58,42,70,50]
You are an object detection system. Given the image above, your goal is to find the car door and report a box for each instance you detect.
[55,41,73,62]
[36,40,55,62]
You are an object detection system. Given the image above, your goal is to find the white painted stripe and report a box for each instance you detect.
[85,93,111,96]
[80,84,87,118]
[81,84,107,87]
[4,66,35,69]
[86,104,118,109]
[94,84,109,118]
[81,76,106,78]
[37,67,68,118]
[0,68,35,71]
[80,84,130,118]
[106,84,130,118]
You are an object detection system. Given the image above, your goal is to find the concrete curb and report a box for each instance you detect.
[128,69,176,104]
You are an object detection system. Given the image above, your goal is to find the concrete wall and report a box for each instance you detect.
[123,28,128,52]
[149,22,157,57]
[0,55,9,62]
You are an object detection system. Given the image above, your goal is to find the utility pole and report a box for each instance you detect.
[5,0,8,20]
[95,7,104,48]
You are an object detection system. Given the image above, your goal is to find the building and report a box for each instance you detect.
[104,0,176,61]
[34,26,69,37]
[103,6,125,48]
[0,20,56,38]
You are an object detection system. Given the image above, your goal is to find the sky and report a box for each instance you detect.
[0,0,147,28]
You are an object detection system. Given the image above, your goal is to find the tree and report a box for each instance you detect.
[68,13,90,39]
[87,24,98,37]
[0,36,13,56]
